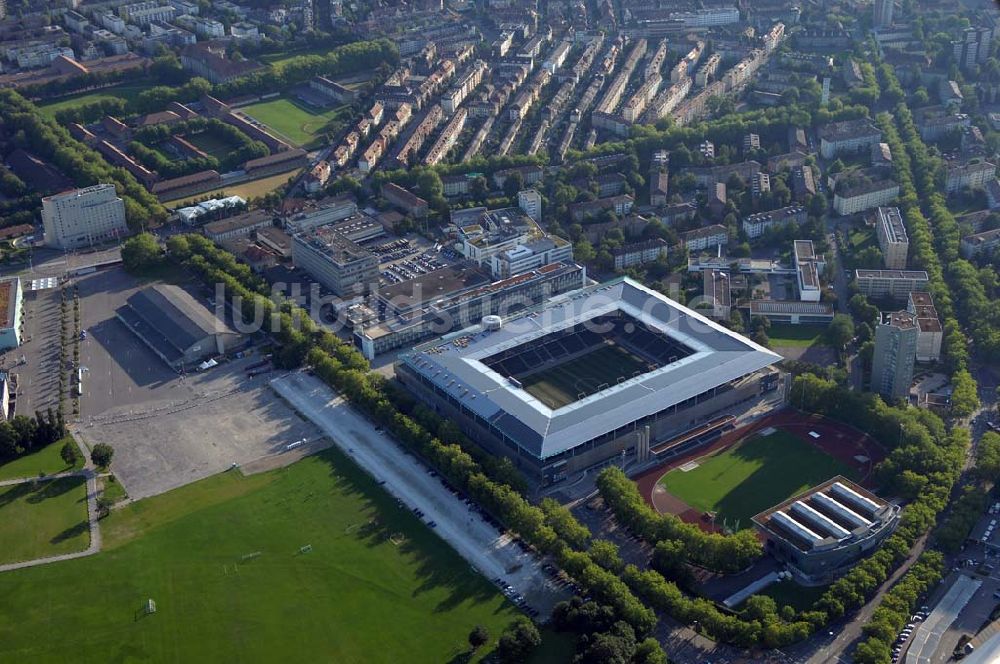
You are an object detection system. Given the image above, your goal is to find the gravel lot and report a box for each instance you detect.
[271,371,570,614]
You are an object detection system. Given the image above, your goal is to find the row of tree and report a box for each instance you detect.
[596,467,763,573]
[852,552,945,664]
[0,91,166,227]
[0,409,68,462]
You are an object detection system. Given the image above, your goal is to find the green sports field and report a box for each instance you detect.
[0,476,90,564]
[0,449,525,663]
[241,96,349,148]
[658,430,857,527]
[520,343,651,409]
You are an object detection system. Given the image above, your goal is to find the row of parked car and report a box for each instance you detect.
[892,606,930,663]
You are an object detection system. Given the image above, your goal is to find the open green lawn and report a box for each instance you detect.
[0,476,90,564]
[37,84,150,119]
[0,437,83,481]
[185,131,238,160]
[242,96,348,148]
[0,448,525,663]
[767,324,829,348]
[520,344,651,409]
[659,430,857,527]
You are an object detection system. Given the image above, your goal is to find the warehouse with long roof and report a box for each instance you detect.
[117,284,242,369]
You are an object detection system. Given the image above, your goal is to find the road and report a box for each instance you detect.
[270,371,569,614]
[0,469,102,573]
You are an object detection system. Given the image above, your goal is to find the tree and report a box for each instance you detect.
[91,443,114,468]
[469,176,489,201]
[951,369,980,417]
[496,616,541,663]
[827,314,855,349]
[121,233,163,273]
[503,171,525,199]
[60,440,79,467]
[589,539,624,573]
[468,625,489,651]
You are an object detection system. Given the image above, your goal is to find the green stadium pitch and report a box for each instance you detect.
[518,343,652,409]
[657,430,859,528]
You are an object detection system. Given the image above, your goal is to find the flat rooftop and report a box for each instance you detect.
[377,266,491,313]
[856,269,929,279]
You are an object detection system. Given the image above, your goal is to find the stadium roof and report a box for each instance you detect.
[400,277,781,459]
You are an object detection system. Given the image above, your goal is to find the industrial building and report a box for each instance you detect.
[754,476,900,583]
[117,284,242,369]
[396,277,782,484]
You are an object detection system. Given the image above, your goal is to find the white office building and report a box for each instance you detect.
[42,185,129,250]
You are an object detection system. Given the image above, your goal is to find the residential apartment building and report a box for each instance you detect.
[682,224,728,252]
[875,206,909,269]
[834,179,899,216]
[818,119,882,159]
[945,160,996,193]
[855,269,929,299]
[907,292,942,363]
[871,311,917,401]
[742,205,807,239]
[613,238,668,270]
[959,227,1000,258]
[41,184,128,250]
[381,183,429,218]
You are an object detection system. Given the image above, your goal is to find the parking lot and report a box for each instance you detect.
[71,267,318,500]
[0,284,63,416]
[271,370,570,615]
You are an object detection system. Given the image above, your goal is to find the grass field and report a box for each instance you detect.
[754,580,830,612]
[767,324,829,348]
[37,84,150,119]
[242,96,348,148]
[162,170,298,206]
[659,430,857,527]
[0,476,90,564]
[0,437,83,481]
[520,343,651,409]
[0,448,528,663]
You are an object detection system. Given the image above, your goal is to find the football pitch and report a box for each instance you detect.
[241,96,348,148]
[0,449,526,663]
[658,430,857,527]
[520,343,651,409]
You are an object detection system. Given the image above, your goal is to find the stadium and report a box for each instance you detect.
[396,277,782,484]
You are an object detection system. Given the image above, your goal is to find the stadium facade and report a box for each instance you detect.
[753,476,900,583]
[396,277,782,484]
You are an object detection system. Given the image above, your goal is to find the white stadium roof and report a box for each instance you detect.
[400,277,781,460]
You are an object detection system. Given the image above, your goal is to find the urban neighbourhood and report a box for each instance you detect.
[0,0,999,662]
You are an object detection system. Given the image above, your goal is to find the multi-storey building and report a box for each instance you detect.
[834,179,899,216]
[291,225,379,297]
[818,119,882,159]
[613,238,668,270]
[41,184,128,250]
[855,269,929,299]
[945,160,996,193]
[907,292,942,363]
[871,311,917,400]
[875,206,909,269]
[742,206,807,239]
